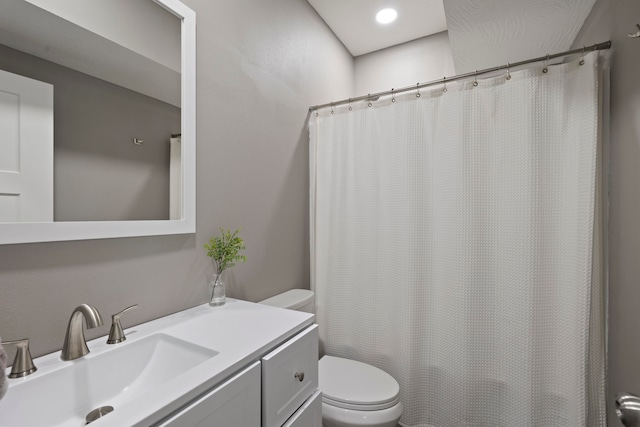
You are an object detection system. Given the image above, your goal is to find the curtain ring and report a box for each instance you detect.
[506,62,511,80]
[368,93,372,108]
[315,105,319,117]
[391,88,396,103]
[473,70,478,87]
[348,98,352,111]
[543,54,549,73]
[442,77,448,93]
[416,83,421,98]
[580,46,586,66]
[330,102,334,115]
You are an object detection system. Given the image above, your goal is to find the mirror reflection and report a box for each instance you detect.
[0,0,181,222]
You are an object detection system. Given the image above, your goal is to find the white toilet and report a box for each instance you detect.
[260,289,403,427]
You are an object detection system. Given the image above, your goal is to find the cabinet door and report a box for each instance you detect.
[158,361,261,427]
[283,389,322,427]
[262,325,319,427]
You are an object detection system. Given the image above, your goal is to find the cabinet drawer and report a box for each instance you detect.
[157,361,261,427]
[262,325,318,427]
[283,389,322,427]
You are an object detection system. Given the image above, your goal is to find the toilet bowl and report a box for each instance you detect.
[319,355,403,427]
[259,289,403,427]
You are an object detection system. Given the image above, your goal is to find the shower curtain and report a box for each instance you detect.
[309,52,605,426]
[169,136,182,220]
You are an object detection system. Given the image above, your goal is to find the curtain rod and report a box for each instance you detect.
[309,41,611,112]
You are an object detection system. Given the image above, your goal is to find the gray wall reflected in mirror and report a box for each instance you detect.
[0,0,181,222]
[0,44,180,221]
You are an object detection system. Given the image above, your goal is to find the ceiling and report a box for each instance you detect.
[444,0,597,74]
[306,0,448,57]
[308,0,599,77]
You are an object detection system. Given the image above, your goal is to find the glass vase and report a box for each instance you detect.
[209,272,226,306]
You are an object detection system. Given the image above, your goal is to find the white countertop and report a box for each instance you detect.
[1,298,315,426]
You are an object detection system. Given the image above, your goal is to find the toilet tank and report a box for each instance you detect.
[259,289,314,313]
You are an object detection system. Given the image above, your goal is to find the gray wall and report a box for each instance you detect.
[572,0,640,424]
[354,32,455,95]
[0,43,180,221]
[0,0,353,361]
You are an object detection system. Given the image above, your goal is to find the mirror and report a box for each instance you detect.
[0,0,195,244]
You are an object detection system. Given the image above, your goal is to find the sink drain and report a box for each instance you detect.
[85,406,114,424]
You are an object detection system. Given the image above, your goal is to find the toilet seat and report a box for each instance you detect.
[322,394,400,411]
[319,356,400,411]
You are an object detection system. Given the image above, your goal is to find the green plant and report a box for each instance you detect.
[204,228,247,274]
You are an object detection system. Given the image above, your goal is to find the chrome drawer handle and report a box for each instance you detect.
[294,372,305,382]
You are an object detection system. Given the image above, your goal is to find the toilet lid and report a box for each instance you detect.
[319,356,400,410]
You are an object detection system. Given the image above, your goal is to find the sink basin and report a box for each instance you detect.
[0,333,218,426]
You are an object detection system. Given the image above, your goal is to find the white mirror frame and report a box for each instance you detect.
[0,0,196,245]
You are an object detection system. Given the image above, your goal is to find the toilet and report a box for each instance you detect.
[259,289,403,427]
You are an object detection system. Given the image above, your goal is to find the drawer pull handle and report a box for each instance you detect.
[294,371,305,382]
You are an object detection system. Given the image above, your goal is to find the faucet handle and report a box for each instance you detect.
[2,338,37,378]
[107,305,138,344]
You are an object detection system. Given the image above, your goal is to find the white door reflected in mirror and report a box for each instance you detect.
[0,69,53,222]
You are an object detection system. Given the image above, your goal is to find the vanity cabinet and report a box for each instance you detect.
[262,324,319,427]
[157,361,261,427]
[282,389,322,427]
[156,324,320,427]
[0,300,317,427]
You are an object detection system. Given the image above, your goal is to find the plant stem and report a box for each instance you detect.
[211,272,223,299]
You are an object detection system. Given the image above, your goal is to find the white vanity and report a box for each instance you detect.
[0,299,321,427]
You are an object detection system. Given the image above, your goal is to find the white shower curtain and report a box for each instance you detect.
[169,136,182,220]
[310,52,605,426]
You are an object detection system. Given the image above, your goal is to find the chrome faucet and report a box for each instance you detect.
[61,304,103,361]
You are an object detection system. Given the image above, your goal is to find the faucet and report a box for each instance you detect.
[107,304,138,344]
[2,338,37,378]
[61,304,103,361]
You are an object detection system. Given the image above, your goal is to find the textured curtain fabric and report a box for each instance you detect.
[309,52,605,427]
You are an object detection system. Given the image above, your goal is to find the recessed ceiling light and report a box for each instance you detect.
[376,8,397,24]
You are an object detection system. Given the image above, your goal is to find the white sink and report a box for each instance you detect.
[0,333,218,427]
